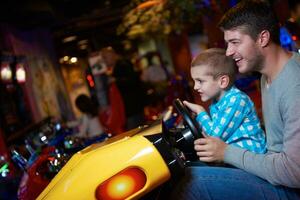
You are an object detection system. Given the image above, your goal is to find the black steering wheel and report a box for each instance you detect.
[173,98,203,139]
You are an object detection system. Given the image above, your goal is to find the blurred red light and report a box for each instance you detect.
[89,81,95,87]
[87,75,93,81]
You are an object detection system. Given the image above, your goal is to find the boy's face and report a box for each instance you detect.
[191,66,223,102]
[224,28,264,73]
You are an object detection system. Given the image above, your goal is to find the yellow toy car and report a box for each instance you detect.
[37,99,203,200]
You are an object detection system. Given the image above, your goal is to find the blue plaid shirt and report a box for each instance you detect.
[196,86,266,153]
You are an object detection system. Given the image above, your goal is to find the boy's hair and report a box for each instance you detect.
[191,48,236,88]
[75,94,98,117]
[218,0,280,45]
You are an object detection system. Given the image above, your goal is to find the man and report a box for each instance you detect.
[101,47,146,130]
[172,1,300,199]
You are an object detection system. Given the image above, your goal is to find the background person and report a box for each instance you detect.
[101,47,147,130]
[69,94,104,139]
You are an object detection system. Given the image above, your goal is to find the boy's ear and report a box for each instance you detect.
[218,75,230,89]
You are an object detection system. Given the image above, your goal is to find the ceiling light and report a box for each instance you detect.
[79,44,88,50]
[78,39,88,45]
[63,56,69,61]
[70,57,78,63]
[62,36,77,43]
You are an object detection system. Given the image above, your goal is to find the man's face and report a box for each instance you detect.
[191,66,223,102]
[224,29,264,73]
[101,49,117,67]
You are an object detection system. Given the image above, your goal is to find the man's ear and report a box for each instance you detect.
[218,75,230,89]
[258,30,270,47]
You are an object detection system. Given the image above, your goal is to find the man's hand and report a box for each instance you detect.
[183,100,205,115]
[194,137,228,162]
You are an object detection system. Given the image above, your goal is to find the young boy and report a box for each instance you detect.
[184,48,266,153]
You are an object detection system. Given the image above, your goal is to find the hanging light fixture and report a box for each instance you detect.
[0,55,27,84]
[16,63,26,83]
[0,62,13,83]
[15,56,27,84]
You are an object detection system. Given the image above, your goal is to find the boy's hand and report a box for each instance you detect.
[194,137,228,162]
[183,100,205,115]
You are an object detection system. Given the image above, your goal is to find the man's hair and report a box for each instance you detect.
[288,0,300,12]
[191,48,236,87]
[218,0,280,44]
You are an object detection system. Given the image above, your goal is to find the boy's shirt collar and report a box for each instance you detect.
[211,86,238,110]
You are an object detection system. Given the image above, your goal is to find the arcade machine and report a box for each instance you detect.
[37,99,203,200]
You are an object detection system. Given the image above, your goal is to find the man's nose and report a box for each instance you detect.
[226,45,234,57]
